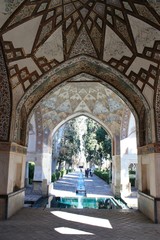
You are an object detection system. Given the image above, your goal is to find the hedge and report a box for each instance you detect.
[94,169,110,184]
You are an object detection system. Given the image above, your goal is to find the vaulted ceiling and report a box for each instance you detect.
[0,0,160,143]
[37,82,126,135]
[1,0,159,95]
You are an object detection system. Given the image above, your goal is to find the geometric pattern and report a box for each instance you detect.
[1,0,159,94]
[0,0,160,146]
[37,82,126,136]
[155,78,160,142]
[0,44,11,141]
[35,107,43,153]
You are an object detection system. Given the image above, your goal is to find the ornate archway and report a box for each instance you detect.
[0,0,160,222]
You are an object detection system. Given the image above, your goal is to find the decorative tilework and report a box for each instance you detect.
[0,0,159,148]
[0,45,11,141]
[155,78,160,142]
[35,108,43,153]
[13,56,150,146]
[120,107,131,140]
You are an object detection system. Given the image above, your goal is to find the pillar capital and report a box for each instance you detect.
[0,142,27,154]
[138,143,160,155]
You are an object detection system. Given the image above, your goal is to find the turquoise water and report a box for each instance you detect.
[41,196,126,209]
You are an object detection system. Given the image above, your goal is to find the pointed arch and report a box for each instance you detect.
[14,56,150,147]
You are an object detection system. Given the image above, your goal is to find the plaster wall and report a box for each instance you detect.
[0,149,26,194]
[33,154,43,181]
[26,152,36,162]
[7,189,25,219]
[28,152,52,183]
[138,153,160,197]
[42,153,52,183]
[8,151,26,193]
[137,152,160,223]
[138,192,155,222]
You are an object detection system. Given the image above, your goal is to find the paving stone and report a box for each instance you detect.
[0,171,160,240]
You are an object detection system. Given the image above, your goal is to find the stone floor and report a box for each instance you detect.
[0,171,160,240]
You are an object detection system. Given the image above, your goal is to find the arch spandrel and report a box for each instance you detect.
[13,60,149,147]
[26,81,126,151]
[16,57,149,114]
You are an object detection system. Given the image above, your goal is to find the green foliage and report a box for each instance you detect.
[129,170,136,186]
[129,170,136,174]
[51,169,72,182]
[129,177,135,187]
[51,173,56,182]
[96,127,111,159]
[29,162,35,184]
[60,169,66,178]
[56,171,61,180]
[67,168,73,173]
[51,170,64,182]
[94,169,110,184]
[53,117,112,171]
[83,119,111,166]
[54,118,81,170]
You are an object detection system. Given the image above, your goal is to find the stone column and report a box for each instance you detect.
[111,135,121,197]
[42,152,52,183]
[32,154,43,194]
[112,155,121,197]
[0,142,26,220]
[32,152,52,195]
[25,162,29,186]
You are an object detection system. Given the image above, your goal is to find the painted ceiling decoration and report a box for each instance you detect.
[0,0,159,94]
[36,82,126,135]
[0,0,160,145]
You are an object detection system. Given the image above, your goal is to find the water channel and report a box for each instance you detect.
[31,172,128,210]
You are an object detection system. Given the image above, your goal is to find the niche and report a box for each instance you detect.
[142,163,150,195]
[13,163,22,192]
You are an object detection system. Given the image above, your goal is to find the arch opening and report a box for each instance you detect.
[14,59,151,149]
[25,80,138,202]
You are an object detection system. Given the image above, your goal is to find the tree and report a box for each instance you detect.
[83,118,111,167]
[96,127,111,159]
[53,118,80,171]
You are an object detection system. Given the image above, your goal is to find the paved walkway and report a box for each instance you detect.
[1,171,160,240]
[52,171,137,209]
[51,171,113,197]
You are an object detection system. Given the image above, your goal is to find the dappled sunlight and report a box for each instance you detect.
[86,194,113,198]
[51,189,76,197]
[56,180,75,185]
[62,175,79,179]
[54,227,94,235]
[84,179,93,182]
[51,211,113,229]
